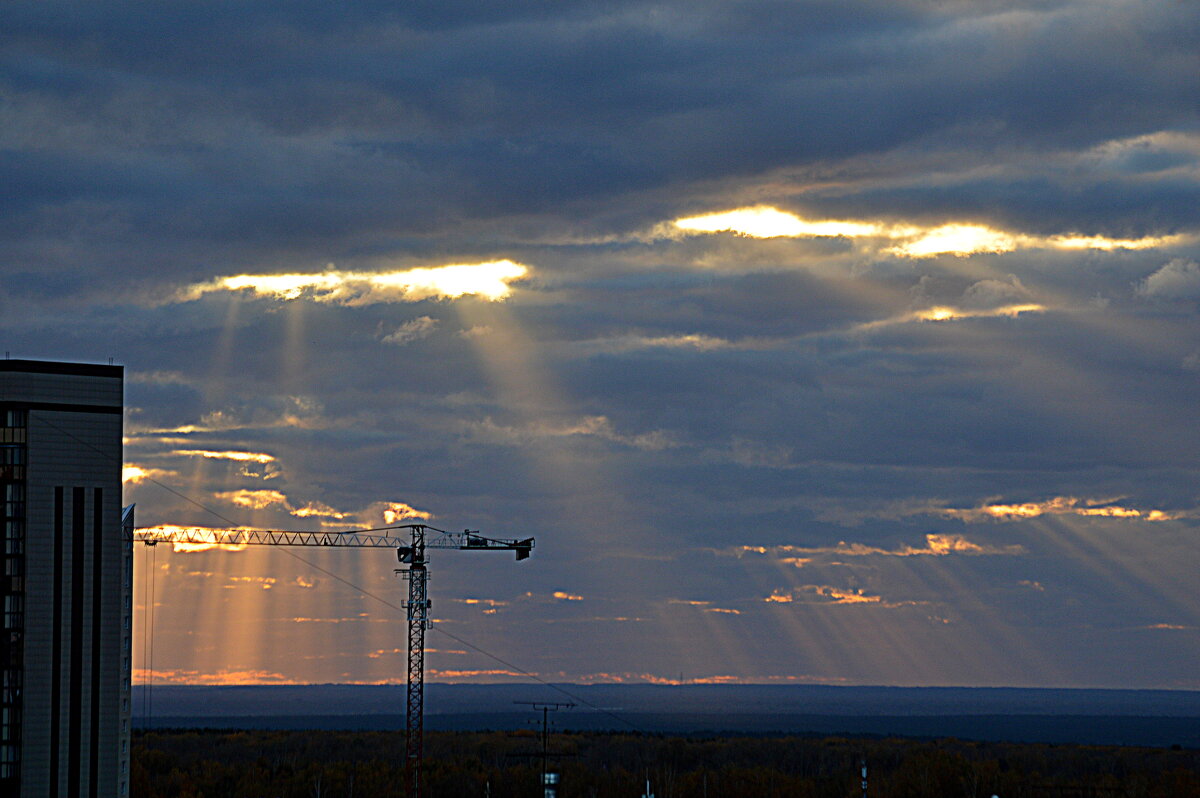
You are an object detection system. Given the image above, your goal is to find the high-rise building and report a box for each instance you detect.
[1,359,130,798]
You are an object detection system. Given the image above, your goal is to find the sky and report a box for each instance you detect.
[3,0,1199,690]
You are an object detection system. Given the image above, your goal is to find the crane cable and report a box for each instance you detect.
[147,542,157,728]
[137,533,157,728]
[140,539,150,721]
[42,414,645,735]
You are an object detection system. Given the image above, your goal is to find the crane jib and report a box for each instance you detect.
[128,525,535,560]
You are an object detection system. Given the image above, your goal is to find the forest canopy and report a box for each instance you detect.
[133,728,1200,798]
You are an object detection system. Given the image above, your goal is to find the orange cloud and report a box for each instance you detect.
[739,533,1024,563]
[810,495,1198,526]
[802,585,883,605]
[291,501,350,520]
[366,647,406,658]
[764,585,925,609]
[380,501,433,524]
[172,448,276,463]
[212,489,366,523]
[137,524,252,552]
[573,671,849,685]
[224,575,276,590]
[216,489,289,509]
[121,465,176,484]
[134,668,299,685]
[289,616,371,624]
[937,496,1193,523]
[427,669,527,681]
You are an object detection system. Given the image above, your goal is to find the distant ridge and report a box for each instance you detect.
[133,683,1200,717]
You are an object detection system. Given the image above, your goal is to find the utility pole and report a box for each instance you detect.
[515,701,573,798]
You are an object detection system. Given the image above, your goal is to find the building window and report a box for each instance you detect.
[2,484,23,520]
[0,448,22,481]
[0,418,23,789]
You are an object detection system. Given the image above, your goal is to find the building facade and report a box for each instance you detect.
[0,360,130,797]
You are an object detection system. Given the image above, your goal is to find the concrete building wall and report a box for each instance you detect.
[0,360,128,798]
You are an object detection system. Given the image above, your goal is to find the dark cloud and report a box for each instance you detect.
[3,0,1198,687]
[4,1,1196,286]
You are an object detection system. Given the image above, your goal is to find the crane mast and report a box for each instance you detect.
[402,526,430,797]
[130,522,533,798]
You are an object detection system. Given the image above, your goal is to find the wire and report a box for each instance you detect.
[40,414,646,734]
[140,540,151,721]
[428,625,643,733]
[147,542,157,728]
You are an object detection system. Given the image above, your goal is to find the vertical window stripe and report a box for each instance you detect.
[89,487,102,798]
[50,486,63,797]
[68,486,84,797]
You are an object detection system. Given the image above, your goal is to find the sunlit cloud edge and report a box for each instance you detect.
[671,206,1188,258]
[176,260,531,305]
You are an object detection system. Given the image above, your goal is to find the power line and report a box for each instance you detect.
[430,625,641,732]
[147,543,156,726]
[140,539,152,721]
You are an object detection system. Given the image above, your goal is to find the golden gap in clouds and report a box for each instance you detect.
[172,449,276,463]
[913,303,1046,323]
[122,464,179,484]
[184,260,530,304]
[672,206,1183,257]
[675,207,882,238]
[889,224,1017,257]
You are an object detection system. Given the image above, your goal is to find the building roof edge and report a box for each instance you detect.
[0,359,123,378]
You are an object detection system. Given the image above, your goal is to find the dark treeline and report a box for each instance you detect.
[133,728,1200,798]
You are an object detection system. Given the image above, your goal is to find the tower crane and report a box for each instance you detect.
[127,520,533,798]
